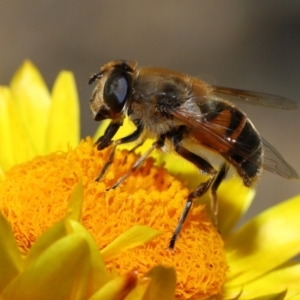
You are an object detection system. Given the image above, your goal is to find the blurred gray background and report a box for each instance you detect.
[1,1,299,223]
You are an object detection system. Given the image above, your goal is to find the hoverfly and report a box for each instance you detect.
[89,60,299,249]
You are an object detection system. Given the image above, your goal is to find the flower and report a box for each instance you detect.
[0,139,227,299]
[0,61,300,299]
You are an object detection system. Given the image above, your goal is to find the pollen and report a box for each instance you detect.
[0,138,227,299]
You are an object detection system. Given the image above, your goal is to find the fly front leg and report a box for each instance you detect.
[95,122,121,150]
[95,122,143,182]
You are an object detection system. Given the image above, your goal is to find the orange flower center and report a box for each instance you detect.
[0,138,227,299]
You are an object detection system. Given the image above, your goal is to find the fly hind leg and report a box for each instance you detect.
[168,129,217,249]
[168,128,228,249]
[168,144,217,249]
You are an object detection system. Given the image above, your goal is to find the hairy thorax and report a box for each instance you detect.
[128,69,194,135]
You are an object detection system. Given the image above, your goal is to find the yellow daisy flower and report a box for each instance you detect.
[0,62,299,299]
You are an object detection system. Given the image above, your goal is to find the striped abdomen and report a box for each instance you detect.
[195,100,263,187]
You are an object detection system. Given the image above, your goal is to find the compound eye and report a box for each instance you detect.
[103,71,129,114]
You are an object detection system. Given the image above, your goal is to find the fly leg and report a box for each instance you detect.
[109,137,165,189]
[169,159,229,249]
[168,144,217,249]
[95,122,122,150]
[95,123,143,182]
[167,127,224,249]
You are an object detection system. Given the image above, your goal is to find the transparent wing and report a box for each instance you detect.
[261,137,299,179]
[168,105,299,180]
[213,86,299,110]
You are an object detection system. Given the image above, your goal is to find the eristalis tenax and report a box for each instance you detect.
[89,60,299,249]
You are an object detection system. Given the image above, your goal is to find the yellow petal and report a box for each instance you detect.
[142,266,176,300]
[67,180,84,222]
[100,225,161,260]
[0,86,35,169]
[0,87,15,170]
[46,71,80,153]
[223,287,287,300]
[217,178,255,235]
[67,220,112,295]
[125,278,150,300]
[225,195,300,286]
[1,234,90,300]
[240,262,300,299]
[25,215,111,296]
[10,60,51,155]
[25,220,68,266]
[88,270,138,300]
[245,291,287,300]
[0,212,23,294]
